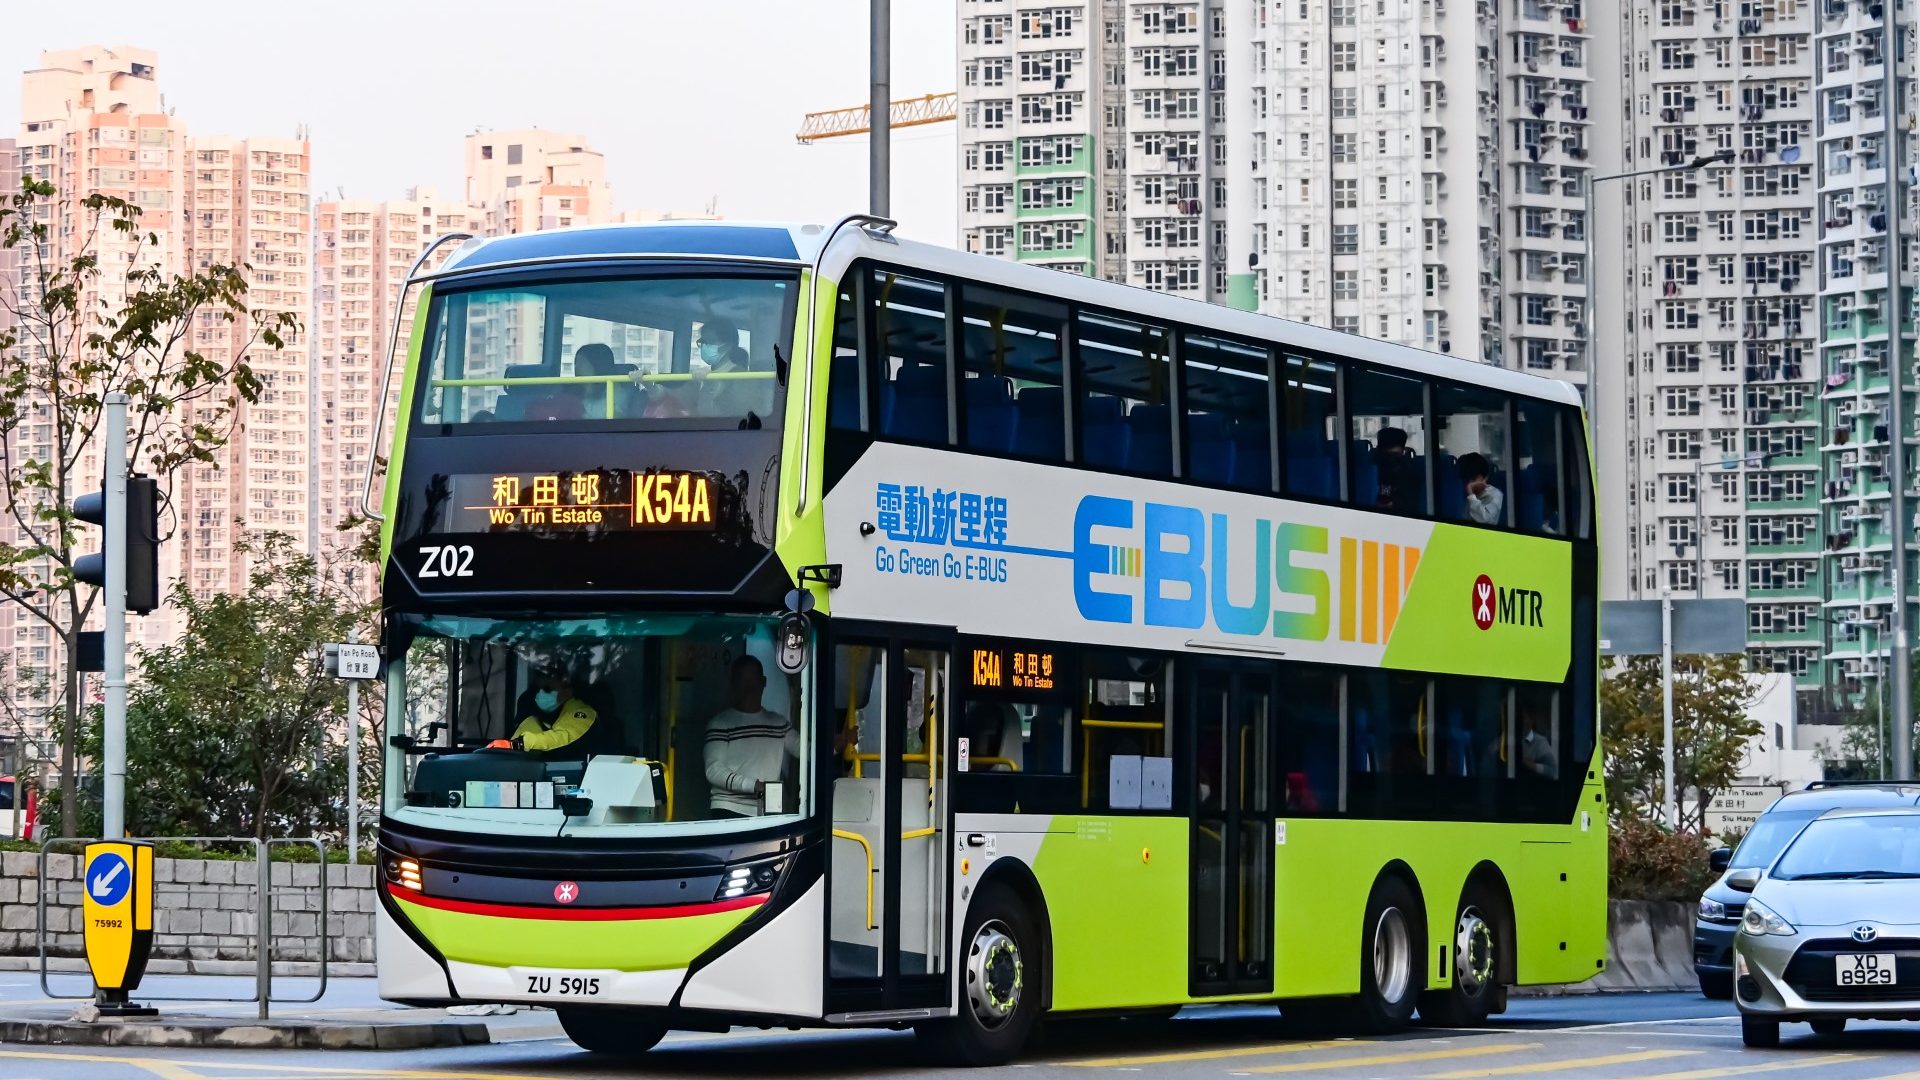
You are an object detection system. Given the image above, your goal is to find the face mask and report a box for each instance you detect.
[699,342,728,364]
[535,690,560,712]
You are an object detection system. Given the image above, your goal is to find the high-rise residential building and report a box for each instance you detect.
[1604,3,1822,689]
[957,1,1598,381]
[311,188,483,586]
[1814,3,1914,708]
[463,129,613,236]
[1,46,313,724]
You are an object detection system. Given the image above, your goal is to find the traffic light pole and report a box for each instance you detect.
[102,393,129,840]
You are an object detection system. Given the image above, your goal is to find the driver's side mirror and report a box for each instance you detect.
[1726,868,1762,893]
[1709,846,1733,873]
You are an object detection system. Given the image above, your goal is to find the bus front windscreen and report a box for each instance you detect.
[418,271,798,428]
[383,613,811,839]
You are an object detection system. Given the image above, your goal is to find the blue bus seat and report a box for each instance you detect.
[963,375,1016,452]
[829,354,862,429]
[1081,394,1128,468]
[1013,386,1065,459]
[1438,454,1468,520]
[882,363,945,439]
[1187,412,1233,484]
[1518,462,1552,530]
[1228,420,1272,491]
[1125,403,1172,475]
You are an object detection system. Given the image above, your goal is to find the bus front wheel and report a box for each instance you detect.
[917,882,1041,1066]
[1418,882,1506,1027]
[556,1006,668,1057]
[1357,876,1423,1034]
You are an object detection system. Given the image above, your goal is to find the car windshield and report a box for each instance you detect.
[1771,815,1920,880]
[418,271,798,429]
[383,613,810,839]
[1729,809,1820,870]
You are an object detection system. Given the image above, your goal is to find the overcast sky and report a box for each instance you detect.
[0,1,958,241]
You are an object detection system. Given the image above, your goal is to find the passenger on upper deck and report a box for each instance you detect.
[1457,452,1505,526]
[1372,426,1420,514]
[507,662,599,754]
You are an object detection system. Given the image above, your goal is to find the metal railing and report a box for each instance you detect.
[36,836,330,1019]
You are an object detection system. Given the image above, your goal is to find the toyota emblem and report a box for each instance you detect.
[554,880,579,905]
[1854,924,1878,943]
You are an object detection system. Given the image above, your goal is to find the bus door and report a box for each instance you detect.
[825,630,954,1017]
[1189,661,1275,997]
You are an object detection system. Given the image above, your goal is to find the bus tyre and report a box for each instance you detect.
[556,1006,668,1056]
[917,883,1040,1067]
[1418,884,1504,1027]
[1357,876,1423,1034]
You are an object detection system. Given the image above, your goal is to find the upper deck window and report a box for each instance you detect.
[417,272,797,430]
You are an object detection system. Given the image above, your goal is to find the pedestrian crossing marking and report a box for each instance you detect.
[1635,1053,1876,1080]
[1422,1048,1698,1077]
[1242,1042,1542,1073]
[1065,1040,1353,1067]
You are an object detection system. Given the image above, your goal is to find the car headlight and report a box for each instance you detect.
[1699,896,1728,922]
[1741,897,1795,937]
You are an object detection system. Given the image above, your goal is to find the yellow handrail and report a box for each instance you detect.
[831,829,877,930]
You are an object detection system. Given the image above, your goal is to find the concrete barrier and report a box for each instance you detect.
[1533,899,1697,994]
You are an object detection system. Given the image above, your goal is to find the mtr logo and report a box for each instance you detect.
[1471,573,1544,631]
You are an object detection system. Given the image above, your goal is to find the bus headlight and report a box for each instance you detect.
[716,859,783,901]
[386,857,423,892]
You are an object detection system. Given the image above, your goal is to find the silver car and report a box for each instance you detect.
[1731,806,1920,1047]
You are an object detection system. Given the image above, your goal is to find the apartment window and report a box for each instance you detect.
[1332,87,1357,118]
[1333,179,1357,209]
[1332,223,1358,255]
[507,144,523,165]
[1333,42,1357,72]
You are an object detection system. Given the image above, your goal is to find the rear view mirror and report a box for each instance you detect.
[1709,847,1732,873]
[1726,868,1762,893]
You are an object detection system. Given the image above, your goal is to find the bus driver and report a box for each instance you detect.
[505,663,599,753]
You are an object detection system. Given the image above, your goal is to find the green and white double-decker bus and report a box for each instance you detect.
[372,217,1604,1063]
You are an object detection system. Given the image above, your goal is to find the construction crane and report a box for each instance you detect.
[796,92,957,144]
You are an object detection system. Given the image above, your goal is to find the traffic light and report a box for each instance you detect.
[73,475,160,615]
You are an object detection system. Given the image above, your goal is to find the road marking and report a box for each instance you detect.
[1064,1039,1354,1067]
[1635,1053,1876,1080]
[1242,1042,1541,1073]
[1422,1048,1699,1077]
[0,1049,208,1080]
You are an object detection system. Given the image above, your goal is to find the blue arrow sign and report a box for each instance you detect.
[87,851,131,907]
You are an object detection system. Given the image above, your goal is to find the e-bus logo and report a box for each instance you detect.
[1471,573,1545,630]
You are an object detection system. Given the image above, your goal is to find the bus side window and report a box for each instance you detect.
[1275,665,1341,814]
[1432,381,1511,527]
[869,269,951,445]
[828,286,864,431]
[959,285,1068,462]
[1345,366,1431,516]
[1282,353,1340,500]
[1074,312,1173,478]
[1184,334,1274,493]
[1561,404,1594,540]
[1513,400,1564,534]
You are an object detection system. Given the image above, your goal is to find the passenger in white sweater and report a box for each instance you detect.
[704,655,798,818]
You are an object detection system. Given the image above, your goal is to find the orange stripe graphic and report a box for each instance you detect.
[1361,540,1380,644]
[1339,537,1357,642]
[1383,542,1401,639]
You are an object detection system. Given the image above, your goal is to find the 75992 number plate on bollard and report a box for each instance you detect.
[1837,953,1897,987]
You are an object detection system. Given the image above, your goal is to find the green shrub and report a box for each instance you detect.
[1609,815,1714,901]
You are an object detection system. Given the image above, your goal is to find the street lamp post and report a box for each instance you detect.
[1582,152,1735,454]
[1693,451,1773,594]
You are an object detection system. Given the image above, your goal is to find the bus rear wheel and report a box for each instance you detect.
[1418,882,1506,1027]
[556,1006,668,1056]
[917,882,1041,1067]
[1357,876,1423,1034]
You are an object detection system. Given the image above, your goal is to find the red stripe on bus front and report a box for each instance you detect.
[388,885,767,921]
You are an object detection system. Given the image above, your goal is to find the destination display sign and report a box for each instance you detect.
[967,639,1066,696]
[450,470,716,532]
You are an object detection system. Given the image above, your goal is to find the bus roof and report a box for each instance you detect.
[434,219,1585,410]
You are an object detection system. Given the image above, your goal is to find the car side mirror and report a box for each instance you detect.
[1709,847,1733,873]
[1726,868,1761,893]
